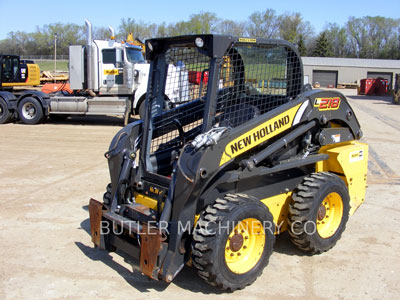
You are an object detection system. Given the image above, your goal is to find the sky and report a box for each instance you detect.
[0,0,399,39]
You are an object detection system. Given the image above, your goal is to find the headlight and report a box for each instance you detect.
[195,37,204,48]
[147,41,153,51]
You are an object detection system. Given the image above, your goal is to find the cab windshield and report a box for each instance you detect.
[126,47,145,63]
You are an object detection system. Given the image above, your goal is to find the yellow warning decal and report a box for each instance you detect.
[104,69,119,75]
[313,97,341,111]
[239,38,257,43]
[220,104,302,166]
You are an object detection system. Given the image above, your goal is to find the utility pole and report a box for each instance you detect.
[54,33,57,83]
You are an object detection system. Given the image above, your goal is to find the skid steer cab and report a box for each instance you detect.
[88,35,368,291]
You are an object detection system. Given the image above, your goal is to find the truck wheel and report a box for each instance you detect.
[288,172,350,254]
[18,97,45,125]
[192,193,275,291]
[138,100,146,120]
[0,98,12,124]
[138,95,171,120]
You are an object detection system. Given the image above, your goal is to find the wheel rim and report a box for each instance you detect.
[225,218,265,274]
[316,192,344,238]
[21,102,37,120]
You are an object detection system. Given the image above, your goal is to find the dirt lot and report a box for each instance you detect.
[0,93,399,300]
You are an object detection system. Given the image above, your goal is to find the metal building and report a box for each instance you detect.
[302,57,400,89]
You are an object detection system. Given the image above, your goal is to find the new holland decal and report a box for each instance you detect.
[219,104,301,165]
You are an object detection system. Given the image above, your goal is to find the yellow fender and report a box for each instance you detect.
[316,141,368,215]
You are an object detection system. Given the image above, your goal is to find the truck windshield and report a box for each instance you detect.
[126,48,145,63]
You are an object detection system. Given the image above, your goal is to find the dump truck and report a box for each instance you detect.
[88,35,368,291]
[0,20,188,125]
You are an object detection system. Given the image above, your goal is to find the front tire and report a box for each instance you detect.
[103,183,112,205]
[18,97,45,124]
[192,193,275,291]
[288,172,350,254]
[101,183,116,252]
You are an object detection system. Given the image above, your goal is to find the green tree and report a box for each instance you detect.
[278,12,314,44]
[187,11,218,34]
[45,23,85,56]
[216,20,246,36]
[118,18,157,41]
[313,32,334,57]
[324,23,349,57]
[246,9,279,38]
[93,26,112,40]
[0,23,84,56]
[1,11,399,60]
[297,34,307,56]
[0,31,33,55]
[165,12,218,36]
[346,16,400,58]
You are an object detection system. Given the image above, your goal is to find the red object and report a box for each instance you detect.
[359,78,374,95]
[359,78,388,96]
[41,83,73,94]
[375,78,389,94]
[188,70,209,85]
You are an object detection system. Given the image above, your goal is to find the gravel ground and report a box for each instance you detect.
[0,92,399,300]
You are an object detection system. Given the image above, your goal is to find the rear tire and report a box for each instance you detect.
[0,98,12,124]
[18,97,45,124]
[192,193,275,291]
[288,172,350,254]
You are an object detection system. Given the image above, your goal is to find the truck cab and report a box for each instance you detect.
[96,41,146,95]
[49,20,152,123]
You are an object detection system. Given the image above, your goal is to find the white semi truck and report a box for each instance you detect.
[0,20,189,125]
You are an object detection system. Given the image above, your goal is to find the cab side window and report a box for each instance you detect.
[102,49,124,66]
[102,49,116,65]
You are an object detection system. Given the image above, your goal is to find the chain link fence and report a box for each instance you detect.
[20,55,69,61]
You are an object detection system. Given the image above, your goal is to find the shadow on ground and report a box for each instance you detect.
[273,232,311,257]
[78,216,311,294]
[77,216,224,294]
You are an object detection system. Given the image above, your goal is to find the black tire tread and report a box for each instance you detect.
[192,193,275,291]
[288,172,349,254]
[0,98,12,124]
[103,183,112,205]
[17,97,45,125]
